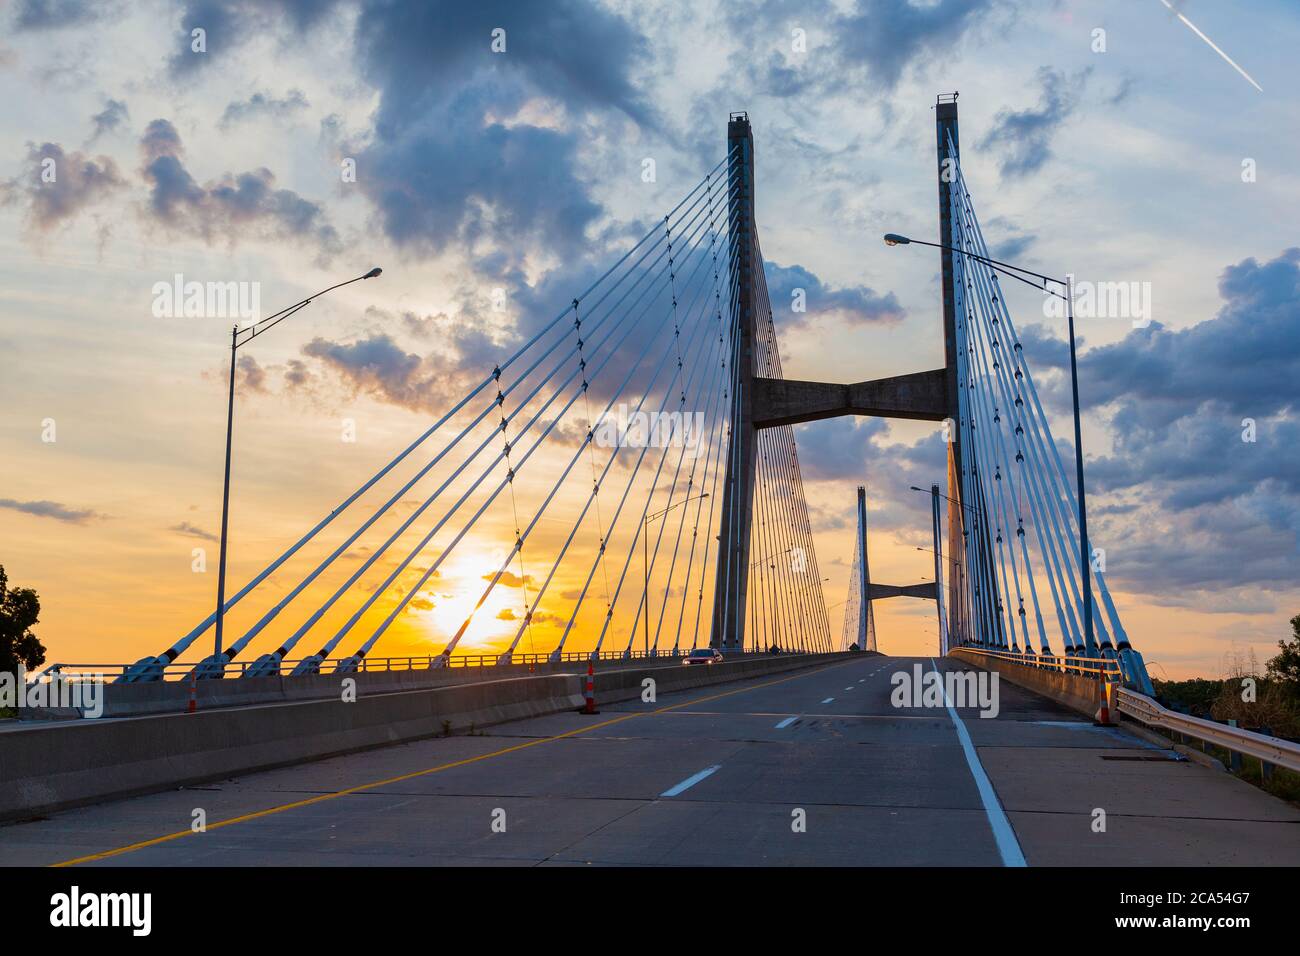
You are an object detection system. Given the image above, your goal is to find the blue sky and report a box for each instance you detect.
[1,0,1297,676]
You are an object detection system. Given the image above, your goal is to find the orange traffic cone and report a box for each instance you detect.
[581,660,599,715]
[1094,681,1116,726]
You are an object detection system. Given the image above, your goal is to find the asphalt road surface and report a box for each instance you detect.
[4,654,1299,866]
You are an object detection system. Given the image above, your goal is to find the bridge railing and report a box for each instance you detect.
[954,646,1123,681]
[30,648,789,683]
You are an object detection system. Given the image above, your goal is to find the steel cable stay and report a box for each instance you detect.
[750,231,830,652]
[948,158,1106,617]
[380,203,732,665]
[333,204,728,669]
[514,204,733,661]
[657,197,733,657]
[124,155,741,680]
[277,172,733,671]
[956,233,1054,656]
[499,182,737,663]
[955,213,1039,653]
[955,206,1075,656]
[637,204,726,657]
[953,182,1094,655]
[944,152,1154,693]
[948,220,997,645]
[956,172,1136,659]
[678,255,739,653]
[274,226,696,672]
[587,251,742,658]
[475,248,733,665]
[229,193,719,671]
[604,269,735,658]
[963,243,1095,658]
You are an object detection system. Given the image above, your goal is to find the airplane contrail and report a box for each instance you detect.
[1158,0,1263,92]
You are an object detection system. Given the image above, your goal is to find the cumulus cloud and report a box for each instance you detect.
[11,0,110,30]
[348,0,651,258]
[167,0,345,76]
[764,261,905,329]
[1023,249,1300,594]
[138,118,341,258]
[979,66,1090,178]
[1,142,126,232]
[489,571,534,589]
[88,99,129,142]
[984,216,1037,262]
[219,89,309,128]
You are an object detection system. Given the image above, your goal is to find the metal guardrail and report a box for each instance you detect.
[952,646,1123,680]
[955,646,1298,775]
[1116,688,1300,775]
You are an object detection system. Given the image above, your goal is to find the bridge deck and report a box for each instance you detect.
[3,656,1297,866]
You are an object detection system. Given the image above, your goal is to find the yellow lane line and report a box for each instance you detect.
[53,659,854,867]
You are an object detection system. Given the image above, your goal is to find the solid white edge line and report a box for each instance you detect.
[660,764,722,797]
[930,658,1027,867]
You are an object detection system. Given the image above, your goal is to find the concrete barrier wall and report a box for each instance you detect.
[0,653,850,821]
[948,648,1105,717]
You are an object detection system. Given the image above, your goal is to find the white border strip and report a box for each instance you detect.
[930,658,1027,867]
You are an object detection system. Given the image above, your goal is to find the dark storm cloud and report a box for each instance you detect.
[348,0,653,258]
[978,67,1090,178]
[150,1,651,259]
[353,87,603,257]
[834,0,1008,90]
[764,261,905,328]
[138,118,341,257]
[1,142,126,231]
[1081,248,1300,427]
[1023,249,1300,592]
[354,0,653,131]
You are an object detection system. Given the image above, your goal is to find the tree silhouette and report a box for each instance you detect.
[1265,614,1300,689]
[0,564,44,677]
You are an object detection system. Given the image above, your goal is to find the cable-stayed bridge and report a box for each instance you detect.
[12,95,1300,871]
[44,97,1149,693]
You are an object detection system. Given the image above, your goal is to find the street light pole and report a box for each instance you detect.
[1063,274,1095,655]
[213,325,238,668]
[209,267,383,677]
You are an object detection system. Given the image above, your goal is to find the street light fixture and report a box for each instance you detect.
[909,485,979,515]
[206,267,383,678]
[750,546,793,569]
[892,235,1096,656]
[642,492,708,658]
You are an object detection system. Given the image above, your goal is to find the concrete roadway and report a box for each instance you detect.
[3,654,1299,866]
